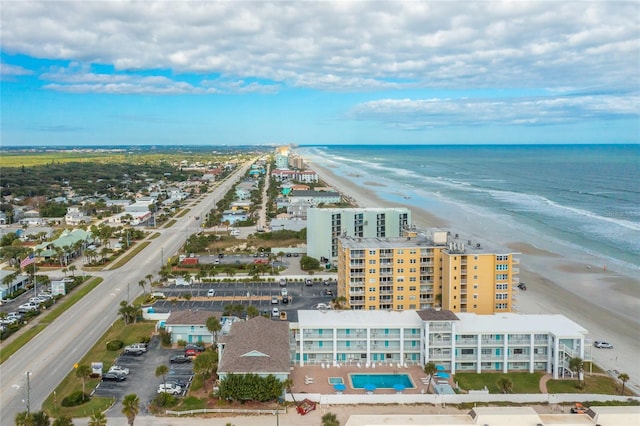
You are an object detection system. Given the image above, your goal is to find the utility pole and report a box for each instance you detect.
[25,371,31,413]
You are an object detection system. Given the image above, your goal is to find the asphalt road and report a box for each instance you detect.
[0,161,254,424]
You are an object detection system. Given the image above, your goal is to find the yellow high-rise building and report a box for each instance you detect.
[337,230,520,314]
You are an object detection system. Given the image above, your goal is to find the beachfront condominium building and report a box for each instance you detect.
[307,207,411,261]
[336,230,520,314]
[293,309,587,379]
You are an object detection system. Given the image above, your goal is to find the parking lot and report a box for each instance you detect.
[153,280,338,322]
[94,337,194,417]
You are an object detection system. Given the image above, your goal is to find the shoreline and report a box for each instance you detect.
[305,155,640,394]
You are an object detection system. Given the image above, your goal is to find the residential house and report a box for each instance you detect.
[64,206,91,226]
[164,310,223,345]
[217,316,291,381]
[288,190,341,206]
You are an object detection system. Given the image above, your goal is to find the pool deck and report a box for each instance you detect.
[290,362,449,395]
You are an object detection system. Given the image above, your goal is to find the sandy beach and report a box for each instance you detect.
[306,158,640,395]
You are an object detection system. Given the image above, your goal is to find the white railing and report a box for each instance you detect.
[166,407,287,416]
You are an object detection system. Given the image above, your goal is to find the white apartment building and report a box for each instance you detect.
[307,207,411,261]
[293,310,587,379]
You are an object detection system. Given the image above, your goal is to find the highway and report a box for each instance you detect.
[0,160,253,425]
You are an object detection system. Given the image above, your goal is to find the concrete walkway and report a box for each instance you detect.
[539,373,552,393]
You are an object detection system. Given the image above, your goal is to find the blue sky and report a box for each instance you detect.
[1,1,639,146]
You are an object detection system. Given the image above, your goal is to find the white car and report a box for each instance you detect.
[594,341,614,349]
[109,365,130,376]
[18,303,39,312]
[28,297,45,304]
[207,289,215,297]
[158,383,182,395]
[272,307,280,316]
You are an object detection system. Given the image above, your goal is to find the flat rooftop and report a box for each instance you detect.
[297,309,423,328]
[455,313,588,337]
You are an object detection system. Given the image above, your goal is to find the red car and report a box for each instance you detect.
[184,348,198,358]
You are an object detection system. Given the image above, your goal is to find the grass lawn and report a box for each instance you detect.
[547,375,632,395]
[42,320,156,418]
[110,242,151,269]
[454,372,544,394]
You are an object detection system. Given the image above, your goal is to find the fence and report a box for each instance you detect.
[166,407,286,416]
[285,392,639,406]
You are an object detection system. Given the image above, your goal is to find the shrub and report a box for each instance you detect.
[61,391,90,407]
[177,340,187,347]
[159,328,172,346]
[139,336,151,344]
[153,392,176,408]
[106,340,124,351]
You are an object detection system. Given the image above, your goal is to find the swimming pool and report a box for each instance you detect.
[328,377,344,385]
[349,373,415,389]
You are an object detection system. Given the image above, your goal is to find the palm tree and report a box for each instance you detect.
[15,411,31,426]
[206,316,221,343]
[618,372,630,395]
[88,411,107,426]
[281,378,296,404]
[321,412,340,426]
[145,274,153,288]
[75,364,92,400]
[68,265,77,277]
[121,394,140,426]
[496,376,513,394]
[423,361,437,393]
[155,364,169,393]
[52,416,74,426]
[569,357,584,388]
[138,279,146,294]
[31,411,51,426]
[332,296,347,310]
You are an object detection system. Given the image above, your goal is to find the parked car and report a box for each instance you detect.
[122,347,144,356]
[207,289,215,297]
[271,297,279,305]
[124,343,147,352]
[184,348,199,358]
[517,282,527,291]
[594,341,614,349]
[281,288,288,297]
[324,289,334,296]
[305,279,313,286]
[17,303,39,313]
[170,355,191,364]
[102,372,126,382]
[279,278,287,287]
[28,297,45,304]
[272,307,279,316]
[157,383,182,395]
[185,343,205,352]
[108,365,130,376]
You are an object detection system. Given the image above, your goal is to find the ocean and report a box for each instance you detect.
[297,144,640,278]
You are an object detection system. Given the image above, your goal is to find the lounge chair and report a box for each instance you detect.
[357,362,362,368]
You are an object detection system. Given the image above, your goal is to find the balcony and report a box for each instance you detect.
[420,261,434,266]
[302,344,334,352]
[429,323,453,332]
[512,257,520,265]
[456,354,477,361]
[456,338,478,345]
[481,339,504,345]
[430,339,452,346]
[371,331,401,339]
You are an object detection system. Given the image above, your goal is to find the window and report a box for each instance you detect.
[397,295,404,300]
[397,249,404,254]
[496,255,509,261]
[474,275,478,279]
[369,250,377,255]
[496,274,508,280]
[495,303,508,309]
[496,283,508,290]
[513,348,524,355]
[496,264,509,271]
[473,294,478,299]
[397,304,404,309]
[397,277,405,282]
[368,268,376,274]
[409,267,416,273]
[410,249,417,254]
[409,277,417,282]
[410,258,417,264]
[461,348,474,355]
[369,296,376,301]
[397,258,404,264]
[397,286,404,291]
[474,265,478,270]
[474,256,479,260]
[397,268,404,273]
[368,287,376,292]
[409,286,417,291]
[369,259,377,264]
[496,293,508,300]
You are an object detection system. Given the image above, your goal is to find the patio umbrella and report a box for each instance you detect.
[364,383,376,392]
[333,383,346,392]
[393,383,406,392]
[435,365,445,371]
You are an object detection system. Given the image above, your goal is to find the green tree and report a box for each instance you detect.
[496,376,513,394]
[618,372,630,395]
[332,296,347,310]
[569,357,584,388]
[87,411,107,426]
[321,412,340,426]
[193,350,218,390]
[423,362,437,393]
[75,364,92,401]
[246,305,259,318]
[121,394,140,426]
[206,315,221,343]
[155,364,169,392]
[68,265,77,276]
[52,416,74,426]
[281,378,296,404]
[300,255,320,271]
[137,279,146,294]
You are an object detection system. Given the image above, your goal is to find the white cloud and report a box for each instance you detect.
[1,1,637,92]
[348,93,640,129]
[0,62,34,79]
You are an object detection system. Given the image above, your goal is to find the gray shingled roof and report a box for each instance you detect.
[165,310,221,325]
[217,316,290,375]
[416,309,459,321]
